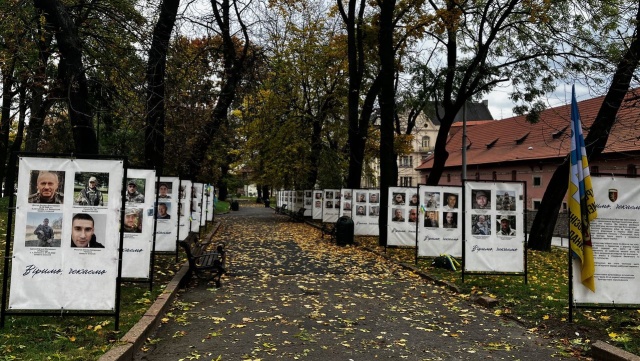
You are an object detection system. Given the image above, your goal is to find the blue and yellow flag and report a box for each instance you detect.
[568,85,598,292]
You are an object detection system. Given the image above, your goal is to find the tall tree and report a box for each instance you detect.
[144,0,180,175]
[184,0,252,181]
[529,3,640,251]
[33,0,98,154]
[377,0,397,246]
[420,0,604,185]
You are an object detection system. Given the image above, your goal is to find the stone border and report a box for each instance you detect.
[98,223,219,361]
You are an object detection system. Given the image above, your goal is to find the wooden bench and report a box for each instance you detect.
[179,234,226,287]
[289,207,306,222]
[275,203,288,214]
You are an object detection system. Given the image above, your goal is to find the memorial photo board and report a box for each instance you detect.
[417,185,463,257]
[386,187,419,247]
[154,177,179,252]
[353,189,380,236]
[463,181,525,273]
[10,157,124,311]
[121,169,155,279]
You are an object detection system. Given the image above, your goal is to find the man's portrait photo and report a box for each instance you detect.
[74,173,107,206]
[156,203,171,220]
[369,205,380,216]
[126,179,146,203]
[157,182,172,199]
[424,211,439,228]
[123,208,143,233]
[71,213,105,248]
[425,193,439,209]
[26,212,62,247]
[369,192,379,204]
[497,191,516,211]
[28,170,65,204]
[392,208,405,222]
[392,192,406,205]
[356,192,366,203]
[443,193,458,210]
[472,190,491,210]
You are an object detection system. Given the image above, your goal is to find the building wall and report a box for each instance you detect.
[420,156,639,210]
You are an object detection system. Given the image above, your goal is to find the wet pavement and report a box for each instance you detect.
[133,204,574,360]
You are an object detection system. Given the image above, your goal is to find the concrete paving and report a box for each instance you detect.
[129,204,579,361]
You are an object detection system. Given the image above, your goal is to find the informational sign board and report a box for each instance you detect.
[190,183,203,233]
[154,177,179,252]
[321,189,341,223]
[205,184,214,222]
[341,189,353,218]
[417,185,463,257]
[178,180,192,240]
[386,187,419,247]
[9,157,124,311]
[352,189,381,236]
[121,169,155,279]
[573,177,640,305]
[463,181,525,273]
[303,190,313,216]
[312,190,323,220]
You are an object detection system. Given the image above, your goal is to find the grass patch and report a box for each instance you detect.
[356,235,640,356]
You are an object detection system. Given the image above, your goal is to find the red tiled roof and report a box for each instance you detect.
[417,89,640,170]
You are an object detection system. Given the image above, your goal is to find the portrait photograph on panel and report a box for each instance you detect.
[392,192,406,205]
[73,172,109,206]
[343,191,352,200]
[471,214,491,235]
[356,205,366,215]
[425,192,440,208]
[391,208,405,222]
[496,191,516,211]
[123,208,143,233]
[126,179,146,203]
[409,193,419,206]
[369,192,379,203]
[442,211,458,229]
[325,191,334,199]
[70,213,106,248]
[305,191,312,198]
[356,192,366,203]
[424,211,439,227]
[408,208,418,223]
[369,205,380,216]
[343,201,351,210]
[315,192,322,199]
[155,202,172,220]
[443,193,458,210]
[156,182,172,199]
[496,215,517,236]
[25,212,63,247]
[315,200,322,209]
[472,190,491,210]
[28,170,65,204]
[179,185,186,199]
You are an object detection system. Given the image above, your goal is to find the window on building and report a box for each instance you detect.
[533,200,541,210]
[512,170,517,181]
[422,136,430,148]
[400,177,413,187]
[447,173,451,182]
[399,156,413,168]
[533,175,542,187]
[628,164,637,177]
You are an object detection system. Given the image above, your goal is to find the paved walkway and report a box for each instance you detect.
[133,204,573,360]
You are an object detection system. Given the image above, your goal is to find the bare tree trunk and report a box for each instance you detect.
[528,4,640,251]
[34,0,98,154]
[144,0,180,175]
[377,0,397,246]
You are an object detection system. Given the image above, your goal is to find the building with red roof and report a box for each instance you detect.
[416,88,640,210]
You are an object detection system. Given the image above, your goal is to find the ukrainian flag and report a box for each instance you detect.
[568,85,598,292]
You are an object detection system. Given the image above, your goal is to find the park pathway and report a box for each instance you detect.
[134,203,574,360]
